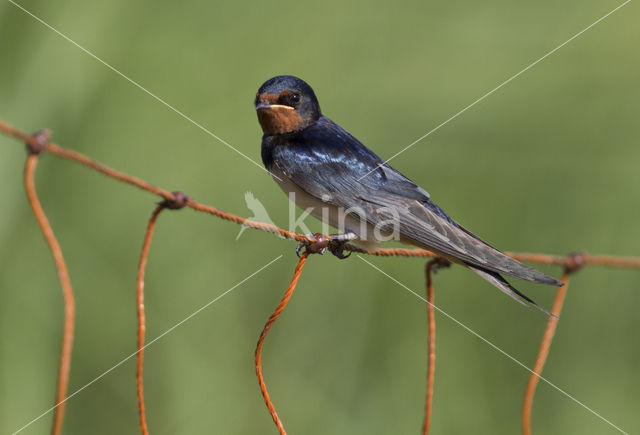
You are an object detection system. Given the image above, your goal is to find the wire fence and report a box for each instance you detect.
[2,119,639,435]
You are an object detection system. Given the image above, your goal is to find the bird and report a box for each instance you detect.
[255,75,563,315]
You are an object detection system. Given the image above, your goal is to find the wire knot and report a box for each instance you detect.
[564,252,585,274]
[26,129,51,155]
[307,233,330,254]
[296,233,332,256]
[428,257,451,274]
[160,191,190,210]
[296,233,329,256]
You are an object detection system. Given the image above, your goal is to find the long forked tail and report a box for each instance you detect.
[468,265,556,318]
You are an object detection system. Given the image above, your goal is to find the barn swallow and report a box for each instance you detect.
[255,75,562,315]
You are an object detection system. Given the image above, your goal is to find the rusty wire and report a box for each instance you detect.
[2,118,639,435]
[255,251,309,435]
[23,153,75,435]
[3,120,639,268]
[135,205,165,435]
[521,268,574,435]
[422,259,440,435]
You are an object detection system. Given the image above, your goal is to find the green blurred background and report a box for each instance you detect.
[1,0,638,433]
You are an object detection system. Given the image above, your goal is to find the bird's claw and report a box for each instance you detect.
[328,239,351,259]
[295,242,306,257]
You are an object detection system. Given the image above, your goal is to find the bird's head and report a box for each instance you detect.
[255,75,321,135]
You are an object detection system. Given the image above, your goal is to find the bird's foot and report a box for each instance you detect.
[295,232,356,259]
[327,233,357,259]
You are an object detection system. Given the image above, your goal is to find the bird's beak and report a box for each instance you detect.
[256,102,295,111]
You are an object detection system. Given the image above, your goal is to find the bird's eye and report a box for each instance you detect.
[254,94,260,106]
[280,92,301,106]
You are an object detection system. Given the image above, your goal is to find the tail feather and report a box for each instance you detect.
[468,265,556,318]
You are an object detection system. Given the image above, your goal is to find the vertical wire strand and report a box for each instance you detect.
[24,154,76,435]
[522,272,571,434]
[136,205,165,435]
[255,252,309,435]
[422,259,438,434]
